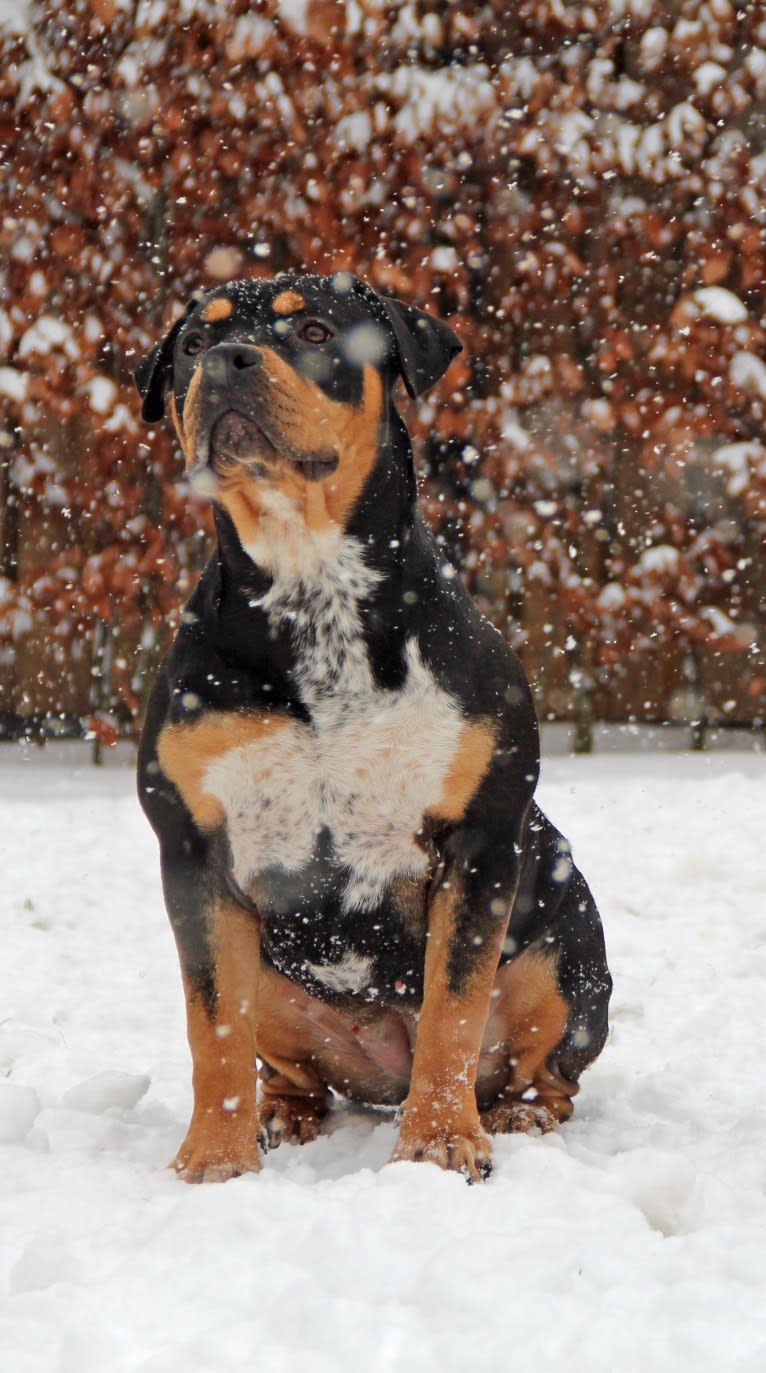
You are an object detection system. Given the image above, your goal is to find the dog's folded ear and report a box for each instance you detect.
[376,294,463,398]
[134,295,201,423]
[134,321,182,424]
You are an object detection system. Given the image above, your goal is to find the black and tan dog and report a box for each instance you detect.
[135,272,611,1183]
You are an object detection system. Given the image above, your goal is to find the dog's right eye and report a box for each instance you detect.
[183,333,206,357]
[299,320,333,345]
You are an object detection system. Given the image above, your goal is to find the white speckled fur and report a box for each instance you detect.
[242,488,347,585]
[305,952,374,994]
[202,533,465,913]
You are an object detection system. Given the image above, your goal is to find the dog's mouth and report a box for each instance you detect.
[287,454,340,481]
[208,409,272,466]
[206,409,338,483]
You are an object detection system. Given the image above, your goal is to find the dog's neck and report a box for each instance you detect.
[213,407,415,591]
[209,420,419,697]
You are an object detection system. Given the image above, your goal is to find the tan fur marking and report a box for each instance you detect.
[172,337,382,533]
[213,353,383,547]
[201,296,234,322]
[325,364,383,525]
[432,720,496,823]
[273,289,306,314]
[172,902,262,1181]
[480,948,575,1131]
[392,882,505,1178]
[176,362,203,468]
[257,349,382,525]
[158,712,286,831]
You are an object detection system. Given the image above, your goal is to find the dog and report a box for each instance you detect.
[135,272,611,1183]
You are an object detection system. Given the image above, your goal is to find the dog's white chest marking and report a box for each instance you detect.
[202,536,465,912]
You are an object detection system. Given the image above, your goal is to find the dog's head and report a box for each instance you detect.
[135,273,461,542]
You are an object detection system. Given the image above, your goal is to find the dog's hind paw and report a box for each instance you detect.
[481,1095,561,1136]
[257,1093,327,1150]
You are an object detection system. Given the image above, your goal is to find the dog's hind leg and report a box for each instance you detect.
[480,867,611,1136]
[479,945,578,1135]
[253,963,333,1149]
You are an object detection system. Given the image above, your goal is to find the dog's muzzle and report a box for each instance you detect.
[191,343,338,482]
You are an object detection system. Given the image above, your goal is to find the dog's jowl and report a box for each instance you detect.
[135,273,612,1183]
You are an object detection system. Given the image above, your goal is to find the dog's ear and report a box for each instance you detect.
[134,296,201,423]
[378,295,463,398]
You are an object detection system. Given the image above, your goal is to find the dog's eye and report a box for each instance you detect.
[183,333,206,357]
[299,320,332,345]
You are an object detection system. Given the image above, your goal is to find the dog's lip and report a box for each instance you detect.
[209,407,276,460]
[288,454,339,481]
[197,405,339,484]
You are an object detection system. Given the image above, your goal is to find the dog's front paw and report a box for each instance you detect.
[392,1107,493,1183]
[170,1110,262,1183]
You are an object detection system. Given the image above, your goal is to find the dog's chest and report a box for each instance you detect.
[203,638,462,914]
[199,537,465,917]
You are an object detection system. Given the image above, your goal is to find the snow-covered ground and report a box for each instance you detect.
[1,746,765,1372]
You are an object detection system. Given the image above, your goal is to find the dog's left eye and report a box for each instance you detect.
[299,320,332,344]
[183,333,206,356]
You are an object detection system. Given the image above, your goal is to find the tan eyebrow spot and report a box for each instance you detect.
[273,290,306,315]
[202,297,234,322]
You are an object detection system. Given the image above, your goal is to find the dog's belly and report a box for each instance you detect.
[256,956,543,1108]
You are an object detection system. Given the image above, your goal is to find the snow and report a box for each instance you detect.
[333,111,373,152]
[277,0,310,32]
[0,1083,40,1143]
[692,287,749,324]
[385,65,496,139]
[713,440,766,497]
[339,321,388,367]
[730,350,766,398]
[225,12,274,59]
[430,246,458,273]
[17,316,78,361]
[701,606,738,638]
[636,544,679,574]
[84,377,118,414]
[0,0,31,34]
[694,61,728,97]
[2,749,766,1371]
[640,27,668,71]
[0,366,27,400]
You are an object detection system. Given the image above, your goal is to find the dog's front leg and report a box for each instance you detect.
[392,841,517,1182]
[165,870,263,1182]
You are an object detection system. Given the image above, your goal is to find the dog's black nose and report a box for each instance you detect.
[205,343,263,385]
